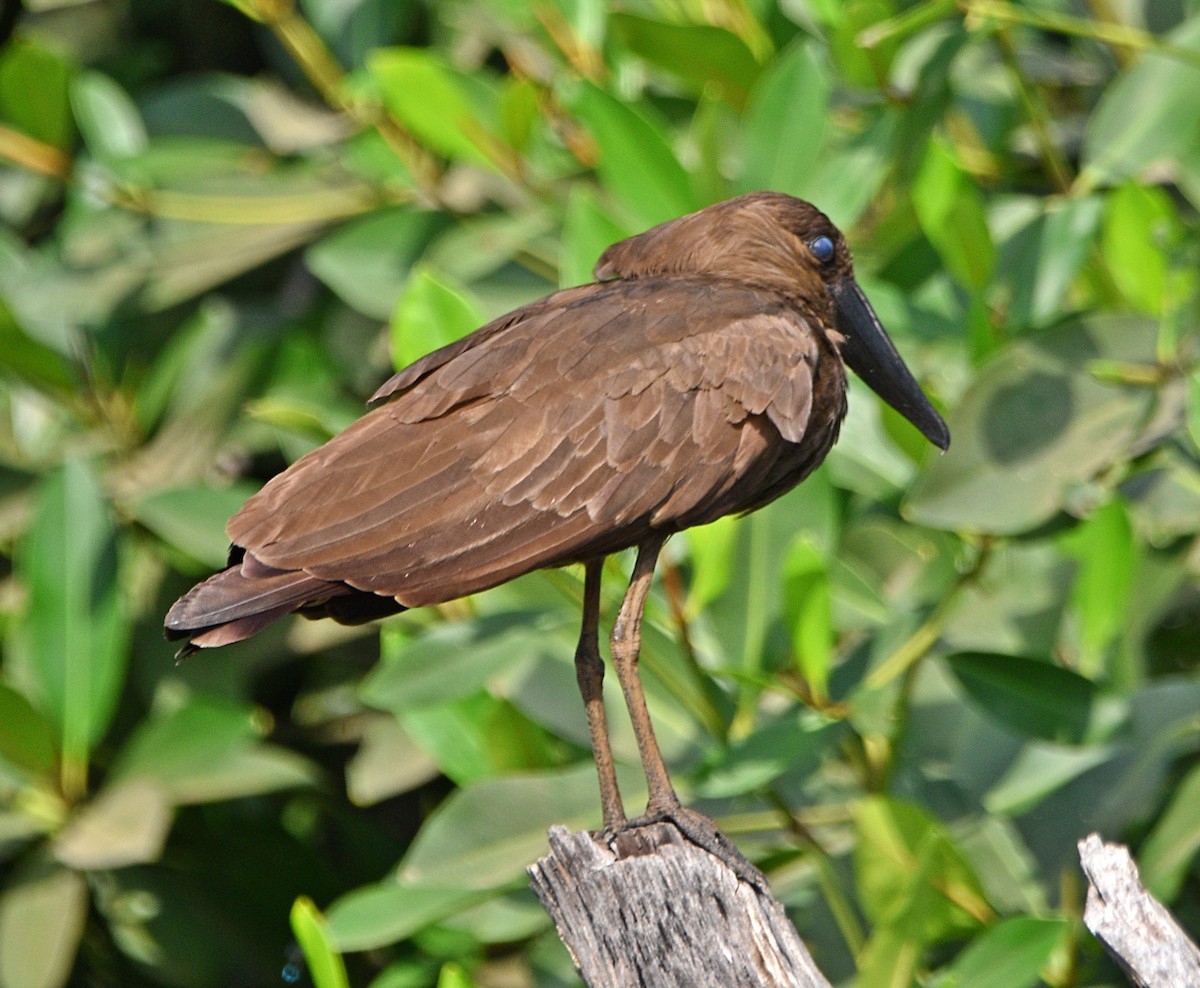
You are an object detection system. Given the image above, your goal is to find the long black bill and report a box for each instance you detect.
[833,279,950,451]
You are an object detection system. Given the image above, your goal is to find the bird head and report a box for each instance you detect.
[594,192,949,451]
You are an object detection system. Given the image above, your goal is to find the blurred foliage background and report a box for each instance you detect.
[0,0,1197,985]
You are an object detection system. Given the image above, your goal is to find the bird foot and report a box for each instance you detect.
[596,805,768,892]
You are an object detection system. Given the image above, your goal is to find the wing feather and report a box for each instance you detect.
[227,277,838,606]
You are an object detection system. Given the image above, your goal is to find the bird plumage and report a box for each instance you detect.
[165,191,949,862]
[167,194,885,648]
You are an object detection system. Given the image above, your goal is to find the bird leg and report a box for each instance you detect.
[574,559,627,828]
[608,536,769,890]
[608,536,679,816]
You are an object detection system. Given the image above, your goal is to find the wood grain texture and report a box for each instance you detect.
[529,823,833,988]
[1079,834,1200,988]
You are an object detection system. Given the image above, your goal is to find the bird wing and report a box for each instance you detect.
[227,277,834,607]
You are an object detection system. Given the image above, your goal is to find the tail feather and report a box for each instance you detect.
[166,551,410,655]
[165,553,346,651]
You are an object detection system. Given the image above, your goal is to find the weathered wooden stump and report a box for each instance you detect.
[1079,833,1200,988]
[528,822,832,988]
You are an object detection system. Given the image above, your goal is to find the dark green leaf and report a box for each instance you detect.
[110,697,317,805]
[397,691,567,786]
[946,652,1097,744]
[994,195,1104,331]
[0,683,56,778]
[0,298,76,394]
[364,613,569,712]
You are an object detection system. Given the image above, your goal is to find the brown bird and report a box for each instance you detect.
[166,192,948,860]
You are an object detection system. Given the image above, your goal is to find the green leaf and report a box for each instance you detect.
[13,460,128,797]
[327,883,486,952]
[425,209,554,285]
[1189,368,1200,453]
[739,41,828,196]
[131,482,258,570]
[560,184,630,288]
[110,696,317,805]
[984,742,1117,816]
[291,897,350,988]
[694,712,841,798]
[1080,13,1200,187]
[1061,498,1136,676]
[390,265,485,371]
[563,81,699,228]
[945,653,1097,744]
[399,762,646,889]
[933,916,1069,988]
[345,715,440,807]
[0,297,76,395]
[683,514,738,616]
[0,40,74,148]
[0,683,56,778]
[436,963,476,988]
[784,537,833,701]
[364,612,567,712]
[856,842,943,988]
[0,857,87,988]
[70,70,146,159]
[1101,183,1180,315]
[1138,763,1200,901]
[306,207,449,320]
[913,138,995,291]
[52,779,172,870]
[609,14,762,108]
[854,797,988,938]
[905,316,1158,534]
[396,692,566,786]
[498,77,539,151]
[993,194,1104,331]
[793,108,898,228]
[368,48,496,166]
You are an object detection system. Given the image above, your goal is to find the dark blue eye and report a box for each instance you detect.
[810,236,835,263]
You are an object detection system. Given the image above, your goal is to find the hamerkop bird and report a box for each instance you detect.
[167,192,948,855]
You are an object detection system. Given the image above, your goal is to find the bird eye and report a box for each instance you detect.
[810,236,835,263]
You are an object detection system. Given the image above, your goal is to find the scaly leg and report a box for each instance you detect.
[609,536,678,815]
[574,559,626,828]
[609,537,767,889]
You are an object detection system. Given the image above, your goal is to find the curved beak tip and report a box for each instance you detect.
[834,279,950,454]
